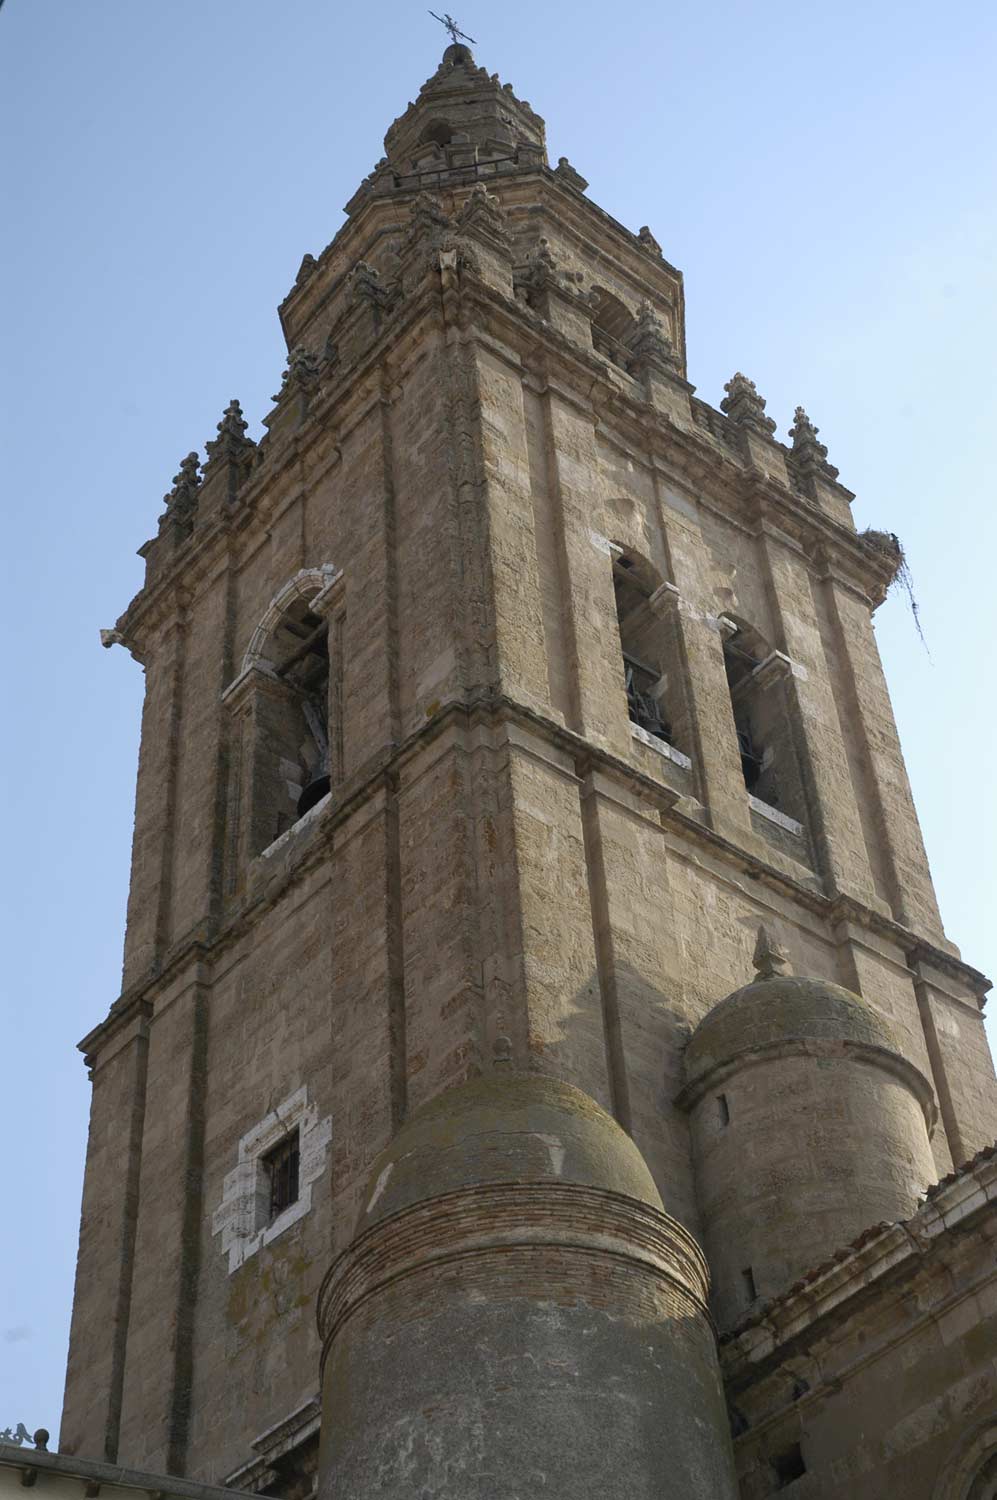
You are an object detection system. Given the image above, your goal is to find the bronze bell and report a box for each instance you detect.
[297,773,331,818]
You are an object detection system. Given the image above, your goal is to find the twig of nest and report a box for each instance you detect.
[860,529,929,654]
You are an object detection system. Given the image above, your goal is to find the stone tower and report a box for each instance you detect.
[63,41,997,1499]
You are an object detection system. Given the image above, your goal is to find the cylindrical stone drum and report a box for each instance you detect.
[316,1074,739,1499]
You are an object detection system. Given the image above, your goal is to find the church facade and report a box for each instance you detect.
[61,41,997,1499]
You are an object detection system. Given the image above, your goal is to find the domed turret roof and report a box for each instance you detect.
[358,1072,662,1231]
[685,974,901,1088]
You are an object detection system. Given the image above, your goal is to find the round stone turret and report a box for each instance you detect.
[317,1072,739,1499]
[679,971,937,1329]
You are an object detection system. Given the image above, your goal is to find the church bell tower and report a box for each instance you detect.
[61,39,996,1500]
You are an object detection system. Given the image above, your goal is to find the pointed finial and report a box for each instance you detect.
[630,299,680,372]
[217,399,247,439]
[205,399,255,472]
[173,451,200,489]
[721,373,777,436]
[752,925,790,980]
[554,157,589,192]
[294,253,318,287]
[788,406,839,479]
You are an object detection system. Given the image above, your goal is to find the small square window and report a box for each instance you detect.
[263,1129,300,1222]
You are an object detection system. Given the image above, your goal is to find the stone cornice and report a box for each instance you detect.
[79,693,990,1063]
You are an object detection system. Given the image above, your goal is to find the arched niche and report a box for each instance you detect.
[610,544,686,757]
[224,565,344,861]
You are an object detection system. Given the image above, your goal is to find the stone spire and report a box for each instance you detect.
[752,924,791,980]
[788,405,839,481]
[720,373,777,435]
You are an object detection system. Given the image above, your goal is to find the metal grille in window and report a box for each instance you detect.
[737,724,764,793]
[264,1129,300,1222]
[623,653,671,742]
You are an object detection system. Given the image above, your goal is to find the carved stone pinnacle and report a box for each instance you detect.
[720,373,776,436]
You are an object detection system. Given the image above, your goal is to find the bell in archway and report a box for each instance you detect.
[297,772,331,818]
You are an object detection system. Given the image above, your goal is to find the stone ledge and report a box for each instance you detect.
[749,794,803,836]
[629,721,693,769]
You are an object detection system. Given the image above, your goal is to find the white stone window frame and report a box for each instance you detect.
[212,1085,332,1274]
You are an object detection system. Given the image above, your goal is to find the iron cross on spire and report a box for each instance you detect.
[429,10,476,46]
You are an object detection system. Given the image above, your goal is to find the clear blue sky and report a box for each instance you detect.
[2,0,995,1441]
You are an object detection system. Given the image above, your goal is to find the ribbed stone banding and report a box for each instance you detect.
[317,1179,712,1362]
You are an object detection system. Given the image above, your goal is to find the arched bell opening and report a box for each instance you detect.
[611,547,686,755]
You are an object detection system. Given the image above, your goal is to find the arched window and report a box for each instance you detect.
[722,620,770,798]
[935,1425,997,1500]
[225,566,343,862]
[591,289,637,372]
[721,616,809,845]
[265,594,331,823]
[612,549,685,755]
[419,119,454,148]
[969,1456,997,1500]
